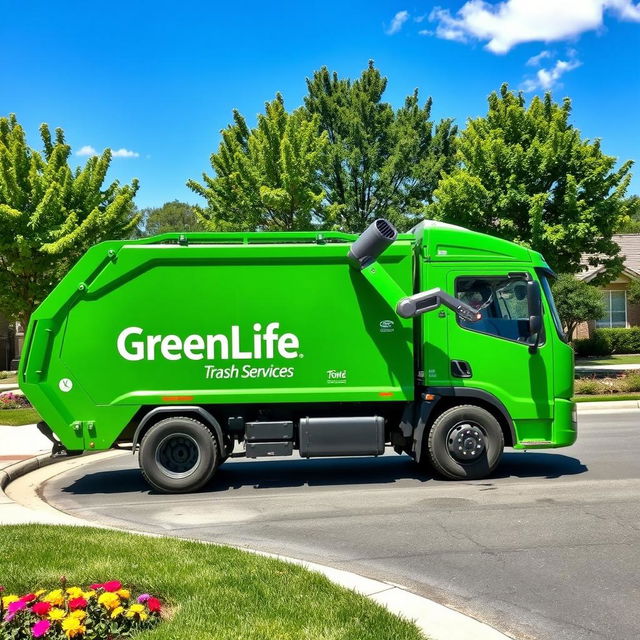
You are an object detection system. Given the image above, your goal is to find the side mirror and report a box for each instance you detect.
[397,288,482,322]
[527,280,543,353]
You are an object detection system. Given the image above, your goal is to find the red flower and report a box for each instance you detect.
[103,581,122,592]
[21,593,36,603]
[147,597,162,613]
[31,602,52,616]
[90,583,103,590]
[68,597,88,610]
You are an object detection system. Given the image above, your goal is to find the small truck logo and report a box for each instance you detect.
[379,320,395,332]
[327,369,347,384]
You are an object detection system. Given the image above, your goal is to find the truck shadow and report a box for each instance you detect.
[60,451,587,495]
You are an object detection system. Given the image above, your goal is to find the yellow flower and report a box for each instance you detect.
[82,590,95,600]
[44,589,65,606]
[97,591,120,610]
[70,610,87,621]
[66,587,83,599]
[110,605,124,619]
[116,588,131,599]
[2,595,19,608]
[49,607,66,621]
[125,602,148,620]
[34,590,46,597]
[62,615,86,638]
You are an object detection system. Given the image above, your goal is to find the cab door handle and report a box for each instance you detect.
[451,360,473,378]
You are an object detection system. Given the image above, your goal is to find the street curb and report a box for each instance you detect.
[2,452,514,640]
[0,453,70,491]
[576,399,640,412]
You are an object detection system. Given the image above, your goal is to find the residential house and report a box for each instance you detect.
[575,234,640,339]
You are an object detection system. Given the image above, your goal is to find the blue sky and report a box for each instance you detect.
[1,0,639,208]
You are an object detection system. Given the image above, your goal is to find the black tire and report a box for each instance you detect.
[426,405,504,480]
[139,416,218,493]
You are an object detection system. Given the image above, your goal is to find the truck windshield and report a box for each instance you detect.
[537,270,567,342]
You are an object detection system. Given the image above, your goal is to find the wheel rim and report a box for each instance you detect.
[155,433,201,478]
[446,421,486,463]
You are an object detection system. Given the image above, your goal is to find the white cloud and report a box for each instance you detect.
[76,145,97,157]
[521,56,582,91]
[526,50,553,66]
[111,148,140,158]
[428,0,640,53]
[386,10,410,35]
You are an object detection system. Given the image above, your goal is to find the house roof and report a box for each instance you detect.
[579,234,640,282]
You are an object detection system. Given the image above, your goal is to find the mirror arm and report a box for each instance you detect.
[397,288,482,322]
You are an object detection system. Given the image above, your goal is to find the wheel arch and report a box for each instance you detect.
[132,406,225,455]
[413,387,515,462]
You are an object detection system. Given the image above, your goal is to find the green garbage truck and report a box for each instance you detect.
[19,219,576,493]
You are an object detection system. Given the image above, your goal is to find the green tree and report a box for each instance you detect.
[615,195,640,232]
[429,85,634,281]
[304,61,457,232]
[139,200,204,236]
[551,274,606,341]
[0,114,139,327]
[188,94,327,231]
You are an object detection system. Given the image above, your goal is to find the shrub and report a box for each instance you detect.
[621,372,640,392]
[0,371,7,380]
[0,393,31,409]
[574,377,604,395]
[573,332,613,357]
[600,327,640,354]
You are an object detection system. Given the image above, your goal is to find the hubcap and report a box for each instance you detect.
[155,433,201,478]
[447,422,486,462]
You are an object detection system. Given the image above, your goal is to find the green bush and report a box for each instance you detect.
[0,371,7,379]
[621,372,640,392]
[574,332,613,357]
[574,378,605,395]
[573,328,640,356]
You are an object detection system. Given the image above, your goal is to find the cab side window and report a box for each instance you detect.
[456,277,537,344]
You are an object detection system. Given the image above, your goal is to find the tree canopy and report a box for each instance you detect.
[304,61,457,231]
[551,274,606,341]
[139,200,204,236]
[188,94,328,231]
[429,85,634,281]
[0,114,139,326]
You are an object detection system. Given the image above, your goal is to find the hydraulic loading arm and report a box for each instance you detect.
[349,219,481,323]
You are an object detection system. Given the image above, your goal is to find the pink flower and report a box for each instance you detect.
[137,593,150,603]
[5,599,27,620]
[103,581,122,592]
[89,583,103,590]
[32,619,51,638]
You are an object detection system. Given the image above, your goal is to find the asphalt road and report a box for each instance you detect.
[43,411,639,640]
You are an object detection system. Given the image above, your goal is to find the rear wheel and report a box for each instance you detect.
[139,416,218,493]
[426,405,504,480]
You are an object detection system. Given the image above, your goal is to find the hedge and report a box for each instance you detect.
[574,327,640,356]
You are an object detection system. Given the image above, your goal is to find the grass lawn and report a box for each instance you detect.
[575,354,640,366]
[574,392,640,403]
[0,525,426,640]
[0,408,41,426]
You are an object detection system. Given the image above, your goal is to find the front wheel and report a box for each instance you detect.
[139,416,218,493]
[426,405,504,480]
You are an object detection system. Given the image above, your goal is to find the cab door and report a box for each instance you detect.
[446,270,555,443]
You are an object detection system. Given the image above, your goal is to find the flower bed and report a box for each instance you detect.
[0,580,162,639]
[0,393,31,410]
